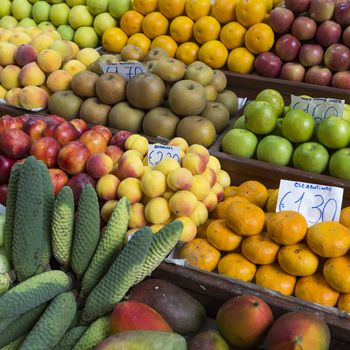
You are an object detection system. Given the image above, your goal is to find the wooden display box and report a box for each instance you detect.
[0,104,48,117]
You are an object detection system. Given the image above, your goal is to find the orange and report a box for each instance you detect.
[206,219,242,251]
[127,33,151,54]
[218,253,257,282]
[151,35,178,57]
[120,10,144,36]
[295,273,339,307]
[266,210,308,245]
[211,0,237,24]
[340,205,350,228]
[337,293,350,313]
[220,21,246,50]
[236,0,267,27]
[323,256,350,293]
[278,243,319,277]
[227,47,255,74]
[142,12,169,39]
[176,42,200,65]
[241,232,280,265]
[234,180,268,208]
[224,185,238,199]
[244,23,274,54]
[170,16,194,43]
[159,0,186,18]
[211,195,248,220]
[265,188,279,212]
[133,0,158,15]
[179,238,221,272]
[306,221,350,258]
[255,263,296,296]
[224,200,265,236]
[185,0,211,21]
[198,40,228,69]
[263,0,273,12]
[102,27,128,53]
[193,16,221,44]
[196,218,215,239]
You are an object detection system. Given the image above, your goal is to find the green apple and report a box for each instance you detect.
[47,0,64,3]
[282,109,315,143]
[87,0,108,15]
[255,89,285,117]
[11,0,32,20]
[342,103,350,122]
[0,0,11,17]
[257,135,293,166]
[329,148,350,180]
[18,18,37,27]
[232,115,246,129]
[221,128,258,158]
[293,142,329,174]
[0,254,10,273]
[74,26,99,48]
[37,21,56,30]
[317,116,350,149]
[244,100,278,135]
[68,5,94,29]
[93,12,117,36]
[49,3,70,26]
[108,0,132,18]
[271,117,284,136]
[28,0,40,3]
[32,1,51,23]
[57,24,75,41]
[66,0,86,6]
[0,16,18,29]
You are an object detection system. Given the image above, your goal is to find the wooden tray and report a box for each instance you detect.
[0,104,48,117]
[153,262,350,350]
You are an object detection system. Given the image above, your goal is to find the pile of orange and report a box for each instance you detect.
[179,179,350,313]
[102,0,276,72]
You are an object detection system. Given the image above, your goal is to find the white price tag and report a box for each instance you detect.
[276,179,343,227]
[100,61,146,80]
[147,144,180,167]
[290,95,344,124]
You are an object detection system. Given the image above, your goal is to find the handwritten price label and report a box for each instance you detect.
[100,61,146,80]
[276,179,343,226]
[147,144,180,167]
[290,95,344,123]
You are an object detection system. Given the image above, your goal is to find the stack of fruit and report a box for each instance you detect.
[0,26,101,110]
[0,0,133,48]
[258,0,350,88]
[221,88,350,181]
[180,179,350,314]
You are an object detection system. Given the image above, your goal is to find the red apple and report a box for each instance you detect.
[67,172,96,202]
[316,20,342,48]
[53,121,79,146]
[23,117,47,142]
[0,128,31,160]
[324,43,350,71]
[280,62,306,81]
[269,7,295,34]
[30,136,61,168]
[332,71,350,89]
[91,125,112,144]
[0,155,15,185]
[105,145,124,164]
[70,118,89,136]
[255,52,282,78]
[109,130,134,150]
[342,25,350,48]
[298,44,324,67]
[0,184,8,205]
[80,130,108,154]
[334,2,350,26]
[309,0,335,22]
[57,140,90,175]
[291,16,317,41]
[284,0,311,13]
[48,168,69,196]
[305,65,333,86]
[43,119,59,137]
[275,34,301,62]
[46,114,65,124]
[85,152,113,178]
[0,115,21,135]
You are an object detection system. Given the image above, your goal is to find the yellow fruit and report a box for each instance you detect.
[175,216,198,242]
[265,188,278,212]
[169,16,194,43]
[337,293,350,313]
[236,0,267,27]
[127,33,151,54]
[142,11,169,39]
[151,35,178,58]
[176,42,199,65]
[227,47,255,74]
[193,16,221,44]
[198,40,228,69]
[159,0,186,18]
[245,23,274,54]
[323,256,350,293]
[235,180,268,208]
[144,197,171,224]
[340,205,350,228]
[133,0,158,15]
[220,21,246,50]
[211,0,237,24]
[120,10,144,36]
[102,27,128,53]
[185,0,211,21]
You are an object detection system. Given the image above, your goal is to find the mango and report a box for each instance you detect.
[188,329,230,350]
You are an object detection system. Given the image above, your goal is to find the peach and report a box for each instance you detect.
[29,33,55,53]
[216,169,231,188]
[143,165,152,173]
[207,155,221,173]
[110,130,133,150]
[70,41,80,59]
[0,65,21,90]
[212,182,224,202]
[162,186,175,201]
[15,44,38,67]
[37,48,62,73]
[129,202,147,228]
[19,86,48,110]
[113,154,144,180]
[122,150,143,160]
[144,197,171,225]
[53,121,79,146]
[63,59,86,76]
[0,85,7,99]
[105,145,123,165]
[167,136,189,153]
[202,167,217,188]
[190,174,211,201]
[141,170,166,198]
[181,152,207,175]
[187,144,210,162]
[19,62,46,87]
[39,82,52,96]
[5,88,22,107]
[0,115,23,135]
[23,117,46,142]
[169,190,198,216]
[117,177,143,204]
[189,201,208,227]
[124,134,149,156]
[70,118,89,136]
[0,128,31,160]
[86,152,113,179]
[101,199,118,223]
[8,32,31,46]
[201,191,218,212]
[153,157,181,176]
[91,125,112,143]
[80,129,108,154]
[46,69,72,92]
[76,47,100,67]
[166,167,193,191]
[0,30,14,42]
[0,42,16,66]
[96,174,120,201]
[49,39,75,63]
[48,168,69,196]
[174,216,197,242]
[30,136,61,168]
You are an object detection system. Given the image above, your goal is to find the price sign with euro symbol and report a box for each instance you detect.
[147,144,180,167]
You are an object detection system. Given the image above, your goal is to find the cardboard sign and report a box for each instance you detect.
[147,144,180,167]
[100,61,146,80]
[276,179,343,226]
